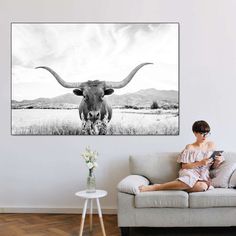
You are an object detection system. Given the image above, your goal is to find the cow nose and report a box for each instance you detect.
[88,111,100,122]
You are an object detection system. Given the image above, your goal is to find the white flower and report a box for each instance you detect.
[93,162,98,169]
[81,153,89,162]
[87,162,94,169]
[81,147,99,170]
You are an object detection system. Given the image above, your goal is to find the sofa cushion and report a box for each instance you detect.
[210,153,236,188]
[220,152,236,162]
[229,170,236,188]
[211,162,236,188]
[189,188,236,208]
[129,153,180,184]
[135,190,189,208]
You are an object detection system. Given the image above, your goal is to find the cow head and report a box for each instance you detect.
[35,63,153,124]
[73,81,114,122]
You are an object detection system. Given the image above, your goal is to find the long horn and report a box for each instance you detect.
[105,63,153,89]
[35,66,82,88]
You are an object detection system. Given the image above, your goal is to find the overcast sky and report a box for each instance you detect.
[12,23,178,101]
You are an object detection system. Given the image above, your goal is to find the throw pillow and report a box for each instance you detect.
[229,170,236,188]
[117,175,150,195]
[211,162,236,188]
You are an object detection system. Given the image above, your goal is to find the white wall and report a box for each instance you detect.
[0,0,236,213]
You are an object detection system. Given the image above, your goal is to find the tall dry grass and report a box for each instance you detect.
[12,121,178,135]
[12,108,178,135]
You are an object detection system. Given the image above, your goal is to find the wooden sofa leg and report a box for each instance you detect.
[120,227,130,236]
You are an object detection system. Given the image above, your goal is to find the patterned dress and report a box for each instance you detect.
[177,149,215,188]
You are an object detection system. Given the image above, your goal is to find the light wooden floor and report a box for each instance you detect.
[0,213,235,236]
[0,214,119,236]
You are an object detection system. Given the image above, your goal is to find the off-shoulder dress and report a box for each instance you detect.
[177,149,214,188]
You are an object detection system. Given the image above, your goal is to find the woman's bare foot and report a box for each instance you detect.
[139,184,160,192]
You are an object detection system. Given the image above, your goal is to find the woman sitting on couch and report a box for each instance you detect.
[139,120,224,193]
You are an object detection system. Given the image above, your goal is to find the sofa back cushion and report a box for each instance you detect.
[129,152,180,184]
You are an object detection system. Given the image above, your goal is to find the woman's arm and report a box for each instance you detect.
[182,157,213,169]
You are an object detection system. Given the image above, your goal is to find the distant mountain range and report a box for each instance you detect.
[12,88,178,109]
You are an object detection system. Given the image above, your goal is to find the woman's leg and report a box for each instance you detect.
[139,180,190,192]
[185,181,208,193]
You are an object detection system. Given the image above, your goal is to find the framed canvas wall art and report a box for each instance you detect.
[11,22,179,135]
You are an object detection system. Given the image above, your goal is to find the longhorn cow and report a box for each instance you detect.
[36,63,153,134]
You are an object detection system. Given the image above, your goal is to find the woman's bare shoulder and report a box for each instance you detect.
[207,141,216,150]
[184,144,195,150]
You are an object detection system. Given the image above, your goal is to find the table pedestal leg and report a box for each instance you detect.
[96,198,106,236]
[79,199,88,236]
[90,199,93,232]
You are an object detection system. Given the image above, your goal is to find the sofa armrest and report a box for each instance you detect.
[117,175,150,195]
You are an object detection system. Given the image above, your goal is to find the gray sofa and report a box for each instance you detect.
[117,152,236,236]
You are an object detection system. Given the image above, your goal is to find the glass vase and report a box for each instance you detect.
[86,169,96,193]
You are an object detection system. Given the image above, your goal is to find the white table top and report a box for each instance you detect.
[75,190,107,199]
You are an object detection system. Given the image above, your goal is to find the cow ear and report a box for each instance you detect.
[73,89,83,96]
[104,88,114,95]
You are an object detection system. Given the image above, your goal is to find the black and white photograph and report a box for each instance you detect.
[11,23,179,135]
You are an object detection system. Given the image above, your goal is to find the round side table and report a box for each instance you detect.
[75,190,107,236]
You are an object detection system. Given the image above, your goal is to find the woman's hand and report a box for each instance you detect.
[214,155,224,163]
[182,157,213,169]
[211,155,225,169]
[199,157,214,166]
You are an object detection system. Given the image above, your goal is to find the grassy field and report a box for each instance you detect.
[11,108,179,135]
